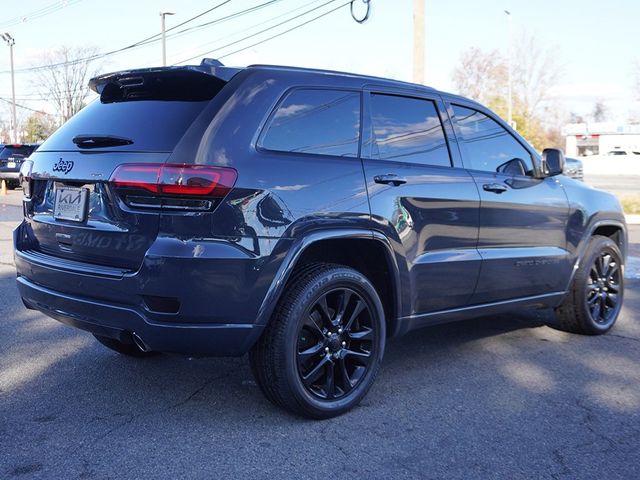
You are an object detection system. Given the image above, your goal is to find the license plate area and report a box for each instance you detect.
[7,161,16,168]
[53,185,89,222]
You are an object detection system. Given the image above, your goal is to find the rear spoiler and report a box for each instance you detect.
[89,59,243,102]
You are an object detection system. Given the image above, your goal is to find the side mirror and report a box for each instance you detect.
[541,148,565,177]
[496,158,527,176]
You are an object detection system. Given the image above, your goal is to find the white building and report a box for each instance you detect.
[562,122,640,157]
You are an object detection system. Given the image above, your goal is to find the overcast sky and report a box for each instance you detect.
[0,0,637,123]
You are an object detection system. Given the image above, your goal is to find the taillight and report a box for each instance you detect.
[20,159,33,198]
[109,164,237,210]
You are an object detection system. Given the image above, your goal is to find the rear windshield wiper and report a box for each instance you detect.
[72,134,134,149]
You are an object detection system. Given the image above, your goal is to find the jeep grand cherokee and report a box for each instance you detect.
[13,60,627,418]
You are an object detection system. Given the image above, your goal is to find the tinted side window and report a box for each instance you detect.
[452,105,532,174]
[369,94,450,167]
[261,89,360,157]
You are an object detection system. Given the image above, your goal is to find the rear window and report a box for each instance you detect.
[39,70,226,152]
[39,99,210,152]
[0,145,36,159]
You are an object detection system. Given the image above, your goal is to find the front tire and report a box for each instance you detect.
[555,235,624,335]
[250,264,386,419]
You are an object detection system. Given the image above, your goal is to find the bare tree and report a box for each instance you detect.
[32,46,101,123]
[591,100,609,123]
[451,34,563,150]
[511,33,563,120]
[451,47,506,106]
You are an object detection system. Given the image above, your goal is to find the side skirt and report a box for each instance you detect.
[391,292,565,337]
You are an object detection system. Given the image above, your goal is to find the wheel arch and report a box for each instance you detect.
[255,229,404,337]
[590,221,627,260]
[562,219,628,298]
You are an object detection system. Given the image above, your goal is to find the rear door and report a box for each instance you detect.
[362,89,481,315]
[447,102,571,303]
[20,69,228,270]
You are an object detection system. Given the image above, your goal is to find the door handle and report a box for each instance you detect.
[374,174,407,186]
[482,183,508,194]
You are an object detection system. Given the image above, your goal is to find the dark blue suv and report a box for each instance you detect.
[13,60,627,418]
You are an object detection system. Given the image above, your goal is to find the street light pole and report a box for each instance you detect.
[1,33,17,142]
[413,0,425,84]
[160,11,175,66]
[505,9,513,128]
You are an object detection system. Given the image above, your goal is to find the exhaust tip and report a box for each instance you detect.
[131,332,150,353]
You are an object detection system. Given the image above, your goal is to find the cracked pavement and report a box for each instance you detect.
[1,190,639,479]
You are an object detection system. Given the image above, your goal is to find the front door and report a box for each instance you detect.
[448,103,571,304]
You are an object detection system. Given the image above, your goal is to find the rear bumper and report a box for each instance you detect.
[13,221,289,356]
[0,171,19,180]
[16,274,263,356]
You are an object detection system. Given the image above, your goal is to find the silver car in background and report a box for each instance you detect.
[564,157,584,181]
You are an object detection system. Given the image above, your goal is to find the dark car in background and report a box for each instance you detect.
[564,156,584,181]
[13,61,627,418]
[0,144,39,188]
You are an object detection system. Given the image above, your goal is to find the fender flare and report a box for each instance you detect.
[254,229,403,330]
[562,219,627,296]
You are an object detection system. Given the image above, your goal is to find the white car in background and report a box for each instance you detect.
[605,149,640,156]
[563,157,584,181]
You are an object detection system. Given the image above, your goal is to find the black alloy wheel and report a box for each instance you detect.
[586,250,622,326]
[296,287,376,400]
[555,235,624,335]
[250,264,385,419]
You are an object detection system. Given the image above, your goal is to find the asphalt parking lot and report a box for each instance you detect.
[1,189,639,479]
[585,174,640,198]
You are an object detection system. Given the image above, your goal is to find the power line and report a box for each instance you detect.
[0,0,82,29]
[170,0,327,60]
[110,0,284,59]
[220,1,350,59]
[176,0,347,65]
[0,0,234,74]
[0,0,288,75]
[0,96,51,115]
[154,0,283,46]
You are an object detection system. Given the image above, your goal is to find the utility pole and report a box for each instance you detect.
[505,9,513,128]
[1,33,17,142]
[160,11,175,66]
[413,0,425,85]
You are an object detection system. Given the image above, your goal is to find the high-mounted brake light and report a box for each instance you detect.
[109,164,237,198]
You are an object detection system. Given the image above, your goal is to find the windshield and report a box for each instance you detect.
[0,146,36,160]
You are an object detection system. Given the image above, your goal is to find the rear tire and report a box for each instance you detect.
[554,235,624,335]
[93,334,159,357]
[250,264,385,419]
